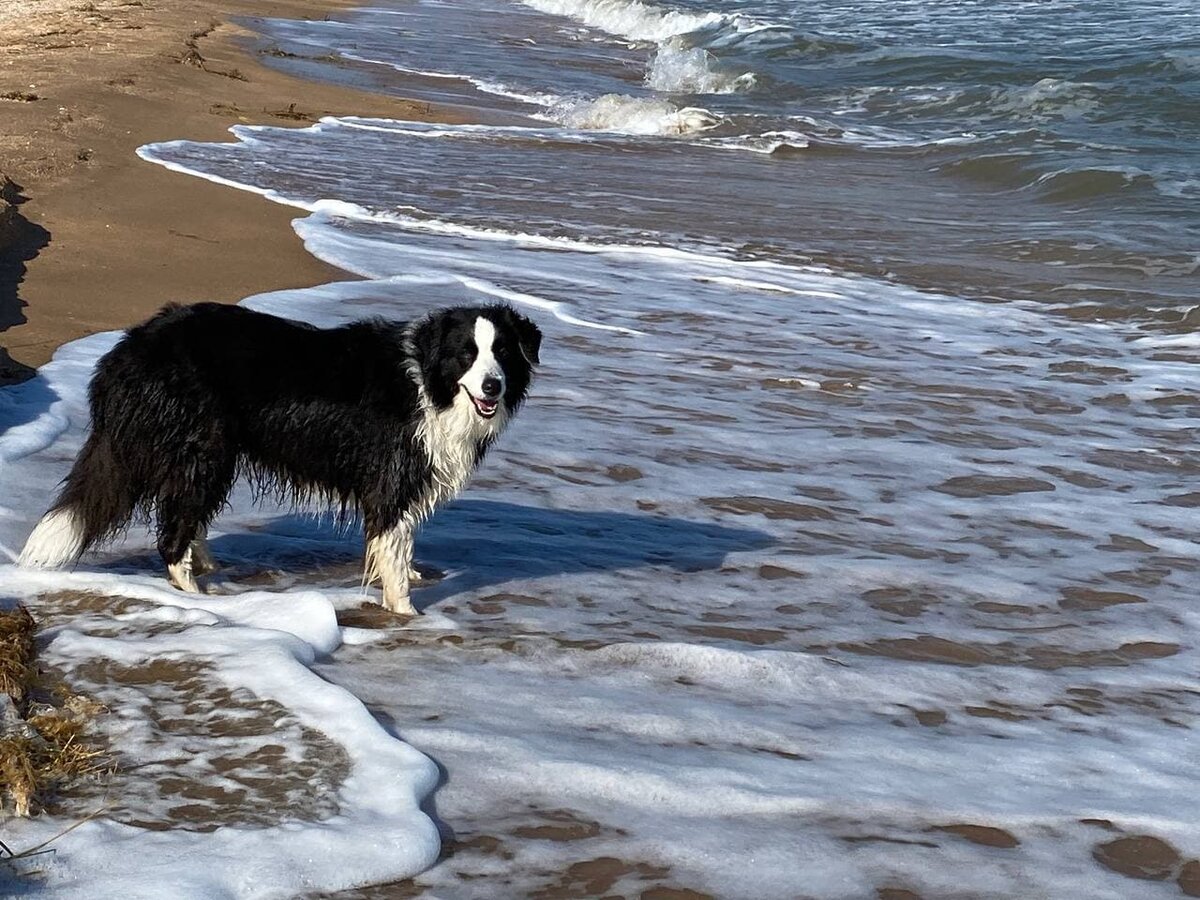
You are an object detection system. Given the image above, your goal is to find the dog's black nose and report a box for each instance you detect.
[481,376,502,399]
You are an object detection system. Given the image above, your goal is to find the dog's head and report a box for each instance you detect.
[410,304,542,422]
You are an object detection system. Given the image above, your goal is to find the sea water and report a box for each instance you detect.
[1,1,1198,897]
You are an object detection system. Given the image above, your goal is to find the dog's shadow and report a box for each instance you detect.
[193,499,773,606]
[0,372,60,438]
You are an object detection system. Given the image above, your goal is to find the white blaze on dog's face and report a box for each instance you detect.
[413,304,540,422]
[458,316,505,419]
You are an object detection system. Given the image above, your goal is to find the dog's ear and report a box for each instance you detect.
[408,313,457,407]
[501,306,542,367]
[410,314,441,371]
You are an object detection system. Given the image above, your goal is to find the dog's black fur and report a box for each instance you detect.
[26,301,541,586]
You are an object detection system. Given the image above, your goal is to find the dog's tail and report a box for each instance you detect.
[19,429,138,569]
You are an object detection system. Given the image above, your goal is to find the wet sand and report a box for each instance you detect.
[0,0,455,381]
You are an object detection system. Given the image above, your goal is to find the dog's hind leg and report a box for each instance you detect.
[166,545,200,593]
[156,452,236,594]
[365,521,418,616]
[190,527,218,576]
[158,499,207,593]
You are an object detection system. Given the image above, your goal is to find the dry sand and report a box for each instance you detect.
[0,0,456,382]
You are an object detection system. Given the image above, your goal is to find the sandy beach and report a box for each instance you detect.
[0,0,452,382]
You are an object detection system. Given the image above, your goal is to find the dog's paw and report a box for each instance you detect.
[381,591,420,618]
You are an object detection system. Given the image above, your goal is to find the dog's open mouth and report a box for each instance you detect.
[469,393,499,419]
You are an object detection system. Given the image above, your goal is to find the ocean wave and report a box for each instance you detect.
[991,78,1103,120]
[938,151,1041,189]
[340,51,560,108]
[546,93,720,135]
[703,130,810,155]
[518,0,726,43]
[1165,50,1200,72]
[834,78,1105,128]
[1154,175,1200,199]
[1029,166,1157,202]
[939,150,1165,202]
[769,31,862,58]
[522,0,762,97]
[647,41,757,94]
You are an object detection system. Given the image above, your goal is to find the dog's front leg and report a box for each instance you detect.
[365,522,418,616]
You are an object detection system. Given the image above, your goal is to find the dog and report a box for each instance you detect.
[19,301,542,615]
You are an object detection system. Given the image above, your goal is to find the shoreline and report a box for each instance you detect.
[0,0,457,383]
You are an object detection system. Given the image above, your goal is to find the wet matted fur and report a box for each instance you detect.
[19,302,542,614]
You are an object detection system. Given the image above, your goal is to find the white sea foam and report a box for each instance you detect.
[703,129,810,153]
[646,40,756,94]
[519,0,725,44]
[546,92,719,134]
[522,0,759,100]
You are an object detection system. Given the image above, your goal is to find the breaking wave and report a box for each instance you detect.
[546,93,720,135]
[518,0,725,43]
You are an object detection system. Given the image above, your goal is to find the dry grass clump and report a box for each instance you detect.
[0,605,111,818]
[2,697,111,817]
[0,605,36,702]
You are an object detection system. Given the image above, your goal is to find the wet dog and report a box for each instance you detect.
[19,301,542,614]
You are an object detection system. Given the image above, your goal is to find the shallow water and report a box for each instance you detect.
[249,0,1200,314]
[1,0,1199,897]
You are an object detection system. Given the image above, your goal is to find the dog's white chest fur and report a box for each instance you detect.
[416,390,506,514]
[400,315,511,524]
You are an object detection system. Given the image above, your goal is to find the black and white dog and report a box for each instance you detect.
[19,301,542,615]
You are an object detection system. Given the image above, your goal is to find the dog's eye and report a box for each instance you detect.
[494,343,509,359]
[458,350,475,366]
